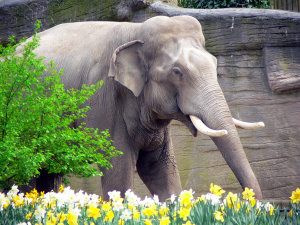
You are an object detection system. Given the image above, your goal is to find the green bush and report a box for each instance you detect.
[178,0,270,9]
[0,21,122,190]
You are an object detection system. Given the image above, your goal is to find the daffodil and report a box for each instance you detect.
[225,192,241,211]
[159,216,171,225]
[101,201,111,211]
[214,211,224,222]
[144,219,153,225]
[142,204,158,217]
[87,204,101,220]
[120,209,132,221]
[178,207,191,221]
[210,183,226,196]
[242,187,255,200]
[179,189,194,206]
[264,202,275,215]
[112,198,124,211]
[290,188,300,204]
[201,193,221,205]
[59,185,64,193]
[0,193,10,210]
[12,194,25,207]
[67,212,78,225]
[26,212,33,220]
[57,212,66,222]
[132,208,140,220]
[104,210,114,222]
[26,189,39,204]
[159,204,169,217]
[108,190,121,202]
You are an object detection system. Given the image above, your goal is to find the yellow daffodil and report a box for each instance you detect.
[179,189,194,206]
[47,211,57,225]
[57,212,66,222]
[26,188,39,204]
[118,219,125,225]
[210,183,226,196]
[178,207,191,221]
[290,188,300,204]
[242,187,255,200]
[144,219,153,225]
[26,212,33,220]
[225,192,242,212]
[288,209,293,217]
[101,201,111,211]
[142,205,158,217]
[225,192,237,209]
[105,210,114,222]
[59,184,64,193]
[12,195,24,207]
[46,215,56,225]
[133,208,140,220]
[87,205,101,220]
[159,205,169,217]
[67,213,78,225]
[2,198,9,209]
[159,216,171,225]
[214,211,224,222]
[249,197,256,207]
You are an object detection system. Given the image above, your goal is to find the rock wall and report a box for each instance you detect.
[1,0,299,201]
[0,0,148,44]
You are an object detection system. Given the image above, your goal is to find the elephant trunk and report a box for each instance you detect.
[192,84,262,199]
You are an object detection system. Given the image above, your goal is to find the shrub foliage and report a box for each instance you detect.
[0,21,122,190]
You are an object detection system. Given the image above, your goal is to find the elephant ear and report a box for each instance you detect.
[108,40,145,97]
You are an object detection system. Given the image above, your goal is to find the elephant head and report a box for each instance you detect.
[108,16,264,199]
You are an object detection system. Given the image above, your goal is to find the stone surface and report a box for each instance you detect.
[264,47,300,93]
[0,0,148,44]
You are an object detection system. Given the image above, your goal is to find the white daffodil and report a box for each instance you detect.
[108,190,121,202]
[201,193,221,205]
[120,209,132,221]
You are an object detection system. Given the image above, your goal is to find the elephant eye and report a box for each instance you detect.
[172,67,183,78]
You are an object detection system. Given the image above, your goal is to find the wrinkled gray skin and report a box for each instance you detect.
[33,16,262,200]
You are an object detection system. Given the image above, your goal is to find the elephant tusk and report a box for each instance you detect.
[232,118,265,130]
[190,115,228,137]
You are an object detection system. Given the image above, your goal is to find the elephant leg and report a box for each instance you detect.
[100,127,139,201]
[136,138,182,201]
[101,148,137,200]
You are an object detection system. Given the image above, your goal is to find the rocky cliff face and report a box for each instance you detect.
[0,0,148,44]
[1,0,299,201]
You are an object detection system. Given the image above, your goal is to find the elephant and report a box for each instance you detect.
[31,15,265,201]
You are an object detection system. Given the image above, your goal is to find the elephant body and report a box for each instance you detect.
[32,16,263,200]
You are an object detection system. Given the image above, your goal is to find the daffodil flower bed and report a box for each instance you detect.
[0,184,299,225]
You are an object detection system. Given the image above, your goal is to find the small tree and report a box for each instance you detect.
[0,21,122,191]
